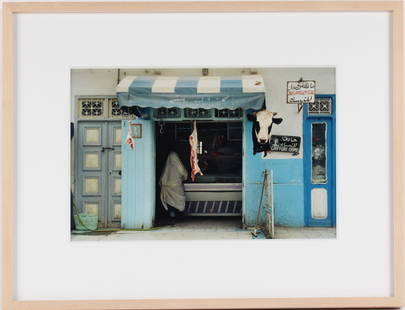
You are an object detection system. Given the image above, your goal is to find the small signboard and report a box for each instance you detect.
[287,80,316,104]
[269,135,301,155]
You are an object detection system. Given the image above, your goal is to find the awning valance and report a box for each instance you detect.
[116,75,265,110]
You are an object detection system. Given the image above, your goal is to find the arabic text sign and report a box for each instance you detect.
[269,135,301,155]
[287,80,316,104]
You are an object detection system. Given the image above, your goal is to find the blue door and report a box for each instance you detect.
[304,95,336,227]
[75,121,122,228]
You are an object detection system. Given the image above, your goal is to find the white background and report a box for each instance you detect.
[0,0,403,306]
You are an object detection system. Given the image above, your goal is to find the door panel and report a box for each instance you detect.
[108,123,122,227]
[75,121,121,228]
[311,188,328,219]
[77,122,107,227]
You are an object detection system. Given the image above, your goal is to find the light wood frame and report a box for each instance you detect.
[2,1,403,309]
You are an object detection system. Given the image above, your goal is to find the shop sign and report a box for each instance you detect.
[287,80,316,104]
[269,135,301,155]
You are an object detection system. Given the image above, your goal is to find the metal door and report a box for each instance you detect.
[304,95,336,227]
[75,121,121,228]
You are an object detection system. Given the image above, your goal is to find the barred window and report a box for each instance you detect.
[109,98,137,119]
[308,98,332,114]
[80,99,104,117]
[77,97,136,120]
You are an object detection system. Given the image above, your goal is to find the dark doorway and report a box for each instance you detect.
[155,121,243,225]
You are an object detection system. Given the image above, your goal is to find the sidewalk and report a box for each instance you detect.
[71,217,336,241]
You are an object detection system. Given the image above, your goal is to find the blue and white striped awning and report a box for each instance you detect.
[116,75,266,110]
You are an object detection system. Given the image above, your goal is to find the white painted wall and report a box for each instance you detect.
[71,67,336,159]
[258,67,336,158]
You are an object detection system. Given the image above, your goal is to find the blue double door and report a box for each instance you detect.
[75,121,122,228]
[304,96,336,227]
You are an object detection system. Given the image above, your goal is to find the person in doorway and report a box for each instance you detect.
[159,152,188,224]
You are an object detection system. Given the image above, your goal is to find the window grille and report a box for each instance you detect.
[215,108,243,118]
[109,98,137,119]
[308,98,332,114]
[80,98,104,118]
[77,97,136,120]
[184,108,211,118]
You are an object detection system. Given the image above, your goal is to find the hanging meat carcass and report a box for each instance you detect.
[189,120,203,182]
[126,122,135,150]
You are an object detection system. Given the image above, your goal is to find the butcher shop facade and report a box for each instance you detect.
[71,67,336,238]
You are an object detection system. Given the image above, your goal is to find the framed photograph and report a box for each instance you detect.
[130,123,142,139]
[2,1,403,309]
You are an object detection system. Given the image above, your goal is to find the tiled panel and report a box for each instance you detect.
[114,178,121,194]
[84,128,100,145]
[114,127,121,145]
[84,202,98,216]
[84,177,99,194]
[84,152,99,169]
[114,203,121,219]
[114,152,121,169]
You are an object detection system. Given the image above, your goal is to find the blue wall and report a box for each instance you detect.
[243,117,305,227]
[121,119,155,229]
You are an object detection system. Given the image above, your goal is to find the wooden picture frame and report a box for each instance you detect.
[2,1,403,309]
[130,123,142,139]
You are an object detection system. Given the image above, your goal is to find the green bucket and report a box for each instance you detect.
[74,213,98,231]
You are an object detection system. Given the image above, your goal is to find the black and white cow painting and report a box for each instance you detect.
[247,110,283,156]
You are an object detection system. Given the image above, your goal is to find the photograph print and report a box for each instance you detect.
[71,67,336,240]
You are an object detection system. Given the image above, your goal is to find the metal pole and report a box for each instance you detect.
[253,170,268,236]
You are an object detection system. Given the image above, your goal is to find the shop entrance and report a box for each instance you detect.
[155,121,243,226]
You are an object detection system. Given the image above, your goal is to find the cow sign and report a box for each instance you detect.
[247,110,283,156]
